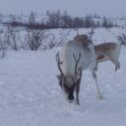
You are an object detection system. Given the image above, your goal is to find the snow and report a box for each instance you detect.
[0,0,126,124]
[0,42,126,126]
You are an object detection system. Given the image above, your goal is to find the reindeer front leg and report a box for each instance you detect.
[75,77,81,105]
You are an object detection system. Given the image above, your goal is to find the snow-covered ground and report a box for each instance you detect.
[0,0,126,125]
[0,43,126,126]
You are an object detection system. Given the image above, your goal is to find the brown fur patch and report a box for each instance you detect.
[74,34,88,42]
[97,55,104,60]
[73,34,91,47]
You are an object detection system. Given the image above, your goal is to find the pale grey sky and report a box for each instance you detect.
[0,0,126,17]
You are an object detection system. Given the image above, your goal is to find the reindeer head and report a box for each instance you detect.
[56,52,81,103]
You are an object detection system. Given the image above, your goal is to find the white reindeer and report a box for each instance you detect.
[56,34,103,105]
[94,40,126,71]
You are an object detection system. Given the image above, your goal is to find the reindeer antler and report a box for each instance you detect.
[56,52,64,76]
[73,53,81,74]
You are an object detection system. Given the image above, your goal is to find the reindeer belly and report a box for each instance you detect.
[97,54,109,62]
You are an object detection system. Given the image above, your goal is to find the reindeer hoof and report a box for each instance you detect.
[115,67,120,71]
[75,101,80,105]
[115,63,120,71]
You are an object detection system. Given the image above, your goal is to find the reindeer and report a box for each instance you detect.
[56,34,103,105]
[94,39,126,71]
[94,43,120,71]
[74,33,126,71]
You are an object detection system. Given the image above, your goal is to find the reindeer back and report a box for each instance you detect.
[59,40,96,77]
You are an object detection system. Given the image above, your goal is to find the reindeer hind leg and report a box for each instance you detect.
[115,61,120,71]
[92,70,103,99]
[111,59,120,71]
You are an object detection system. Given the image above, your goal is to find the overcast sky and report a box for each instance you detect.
[0,0,126,17]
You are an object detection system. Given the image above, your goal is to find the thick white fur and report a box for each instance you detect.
[59,40,96,77]
[58,39,103,99]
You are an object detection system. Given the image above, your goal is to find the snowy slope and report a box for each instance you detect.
[0,45,126,126]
